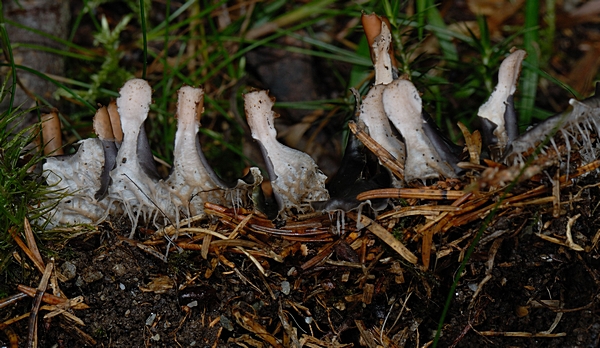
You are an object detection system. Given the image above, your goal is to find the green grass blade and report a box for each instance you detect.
[426,0,458,63]
[188,18,329,85]
[279,44,372,66]
[41,75,120,98]
[285,31,372,66]
[148,0,199,35]
[160,0,171,113]
[416,0,426,40]
[5,19,97,56]
[530,61,580,99]
[542,0,556,60]
[519,0,540,125]
[68,1,87,42]
[0,3,17,113]
[146,1,227,40]
[11,43,98,61]
[140,0,148,79]
[261,0,337,31]
[0,64,97,111]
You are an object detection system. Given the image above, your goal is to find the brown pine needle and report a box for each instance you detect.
[357,188,468,201]
[348,121,404,180]
[9,227,45,274]
[23,217,44,271]
[347,212,417,265]
[17,285,89,310]
[28,261,53,348]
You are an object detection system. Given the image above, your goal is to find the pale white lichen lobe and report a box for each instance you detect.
[163,85,260,223]
[478,49,526,153]
[43,80,261,231]
[245,90,329,216]
[43,138,108,226]
[383,79,457,181]
[42,47,600,232]
[372,21,394,86]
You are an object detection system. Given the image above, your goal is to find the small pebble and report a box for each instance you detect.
[220,315,234,331]
[178,285,217,308]
[112,263,127,277]
[82,270,103,283]
[60,261,77,280]
[146,313,157,326]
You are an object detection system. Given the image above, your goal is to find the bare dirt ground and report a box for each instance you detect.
[4,173,600,347]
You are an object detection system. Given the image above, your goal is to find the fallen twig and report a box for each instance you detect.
[27,261,53,348]
[347,212,417,265]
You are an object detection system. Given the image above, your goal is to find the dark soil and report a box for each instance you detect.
[3,176,600,347]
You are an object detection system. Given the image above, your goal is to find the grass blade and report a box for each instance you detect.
[519,0,540,126]
[0,2,17,113]
[426,0,458,63]
[0,64,97,112]
[140,0,148,79]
